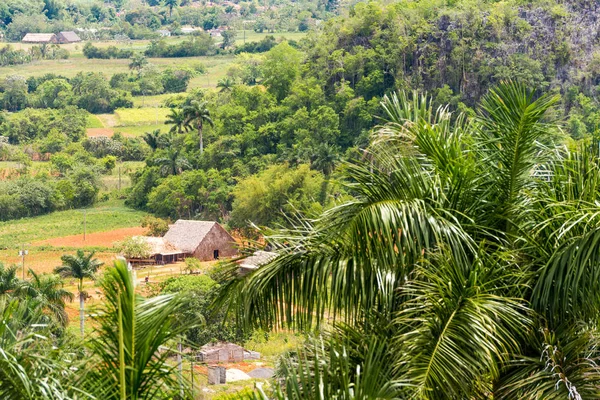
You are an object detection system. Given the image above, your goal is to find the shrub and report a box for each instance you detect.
[141,215,170,237]
[114,236,152,259]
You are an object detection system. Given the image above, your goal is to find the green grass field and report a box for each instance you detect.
[115,124,168,137]
[115,107,171,126]
[0,199,147,249]
[101,161,145,191]
[87,114,104,128]
[132,93,176,108]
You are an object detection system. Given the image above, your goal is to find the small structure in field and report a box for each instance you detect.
[56,31,82,43]
[197,342,260,363]
[180,26,202,34]
[22,33,58,44]
[208,28,225,37]
[163,220,237,261]
[156,29,171,37]
[142,236,186,265]
[238,250,277,275]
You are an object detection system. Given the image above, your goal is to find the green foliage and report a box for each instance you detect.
[0,107,87,144]
[230,163,326,231]
[220,85,600,398]
[157,274,249,346]
[145,35,215,58]
[85,260,194,398]
[83,42,134,59]
[114,236,153,259]
[141,215,169,236]
[262,42,302,101]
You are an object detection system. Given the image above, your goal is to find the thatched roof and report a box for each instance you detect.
[22,33,56,43]
[240,251,278,270]
[136,236,182,256]
[58,31,81,42]
[163,220,219,253]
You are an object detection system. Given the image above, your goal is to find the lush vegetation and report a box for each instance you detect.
[223,84,600,398]
[8,0,600,398]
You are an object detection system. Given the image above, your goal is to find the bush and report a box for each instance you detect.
[114,236,152,259]
[83,42,134,59]
[183,257,202,274]
[141,215,169,237]
[144,36,214,57]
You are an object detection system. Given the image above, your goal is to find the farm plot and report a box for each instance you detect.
[0,199,147,249]
[33,226,147,248]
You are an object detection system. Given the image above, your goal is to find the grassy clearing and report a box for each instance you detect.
[87,113,104,128]
[132,93,176,108]
[101,161,145,191]
[0,198,147,249]
[115,107,171,126]
[117,123,168,137]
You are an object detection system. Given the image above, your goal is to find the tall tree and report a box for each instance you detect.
[129,53,148,75]
[183,100,214,154]
[155,147,191,176]
[164,0,179,18]
[142,129,162,151]
[54,250,103,336]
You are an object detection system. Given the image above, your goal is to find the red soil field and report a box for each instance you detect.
[86,128,115,137]
[34,226,147,248]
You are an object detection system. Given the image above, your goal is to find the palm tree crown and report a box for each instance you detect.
[55,250,103,336]
[183,100,214,154]
[164,108,186,134]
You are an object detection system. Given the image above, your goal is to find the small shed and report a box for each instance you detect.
[197,342,260,363]
[56,31,82,43]
[22,33,58,44]
[239,251,277,275]
[163,220,238,261]
[198,343,245,363]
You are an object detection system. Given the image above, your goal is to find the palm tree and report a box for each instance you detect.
[221,83,600,398]
[217,77,236,92]
[142,129,162,151]
[54,250,103,336]
[84,259,195,398]
[164,0,179,18]
[0,296,84,399]
[155,147,191,176]
[21,270,74,327]
[183,100,214,154]
[0,263,20,295]
[164,107,186,134]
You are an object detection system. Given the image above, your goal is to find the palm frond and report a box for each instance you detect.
[496,323,600,399]
[84,259,196,399]
[395,250,531,399]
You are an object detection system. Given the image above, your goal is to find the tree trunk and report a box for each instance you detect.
[177,341,183,397]
[198,126,203,154]
[79,291,85,336]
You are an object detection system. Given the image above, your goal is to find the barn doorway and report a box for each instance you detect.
[213,250,219,260]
